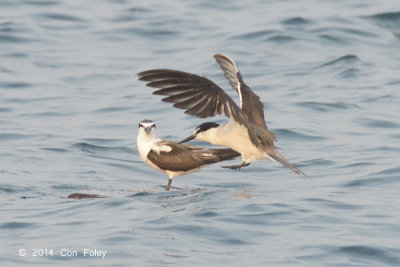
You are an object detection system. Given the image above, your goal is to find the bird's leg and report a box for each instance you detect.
[166,178,172,190]
[221,162,250,170]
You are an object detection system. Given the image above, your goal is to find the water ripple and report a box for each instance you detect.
[1,0,400,266]
[0,222,38,229]
[337,245,400,266]
[232,29,280,40]
[355,118,399,129]
[282,17,312,26]
[36,13,85,23]
[274,129,326,141]
[318,54,360,68]
[365,12,400,38]
[296,101,360,112]
[344,167,400,187]
[0,81,33,89]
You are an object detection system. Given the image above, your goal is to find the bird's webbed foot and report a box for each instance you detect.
[221,162,250,170]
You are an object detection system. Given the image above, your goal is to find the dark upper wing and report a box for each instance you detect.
[137,69,242,119]
[214,53,267,130]
[137,69,264,150]
[147,141,239,172]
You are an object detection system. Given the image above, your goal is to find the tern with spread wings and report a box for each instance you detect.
[137,54,304,175]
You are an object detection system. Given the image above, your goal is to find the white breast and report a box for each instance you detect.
[202,120,267,163]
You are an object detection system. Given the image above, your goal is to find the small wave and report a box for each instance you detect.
[344,167,400,187]
[2,52,29,58]
[267,35,296,43]
[0,108,11,112]
[0,34,36,43]
[369,146,400,153]
[75,140,134,153]
[342,162,370,168]
[363,94,396,103]
[0,133,36,141]
[367,12,400,22]
[232,29,279,40]
[41,147,69,153]
[0,222,37,229]
[127,7,151,13]
[316,55,363,79]
[338,67,361,79]
[282,17,312,26]
[129,191,152,197]
[344,177,384,188]
[274,129,326,141]
[372,166,400,176]
[296,101,360,112]
[313,26,379,44]
[72,142,127,152]
[337,245,400,266]
[301,159,335,166]
[117,27,178,39]
[194,211,218,217]
[92,106,131,113]
[0,81,33,89]
[25,1,58,7]
[364,12,400,38]
[0,184,18,193]
[339,27,378,38]
[110,7,151,23]
[319,34,349,45]
[37,13,85,23]
[318,54,360,68]
[304,198,360,210]
[355,118,399,129]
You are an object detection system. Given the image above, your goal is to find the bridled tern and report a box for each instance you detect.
[137,54,304,175]
[137,119,241,190]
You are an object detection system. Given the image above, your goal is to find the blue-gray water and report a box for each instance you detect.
[1,0,400,266]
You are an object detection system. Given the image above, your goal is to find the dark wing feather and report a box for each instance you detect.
[137,69,264,149]
[138,69,239,119]
[147,141,240,172]
[138,69,263,149]
[214,53,268,130]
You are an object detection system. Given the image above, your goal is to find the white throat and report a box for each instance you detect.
[137,128,156,161]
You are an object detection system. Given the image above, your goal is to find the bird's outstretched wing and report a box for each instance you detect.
[214,53,267,130]
[137,69,263,149]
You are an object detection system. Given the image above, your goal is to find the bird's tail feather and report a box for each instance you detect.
[267,150,305,175]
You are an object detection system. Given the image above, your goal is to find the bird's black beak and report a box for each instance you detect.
[144,127,152,134]
[179,135,195,144]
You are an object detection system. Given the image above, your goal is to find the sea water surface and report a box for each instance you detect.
[1,0,400,266]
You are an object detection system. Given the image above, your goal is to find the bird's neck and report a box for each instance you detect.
[137,132,156,160]
[198,126,225,146]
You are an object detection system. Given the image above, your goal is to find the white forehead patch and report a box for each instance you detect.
[140,121,155,128]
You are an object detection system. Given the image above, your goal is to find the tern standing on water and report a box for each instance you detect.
[137,54,304,175]
[137,119,240,190]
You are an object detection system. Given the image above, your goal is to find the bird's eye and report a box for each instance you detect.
[139,123,143,128]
